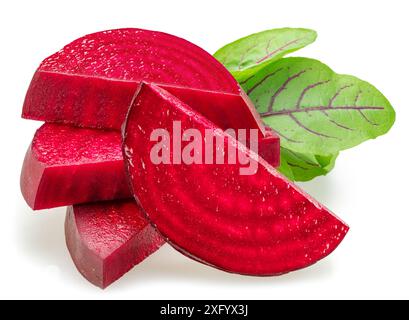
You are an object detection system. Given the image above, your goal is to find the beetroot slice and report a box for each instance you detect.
[161,85,267,137]
[123,83,349,275]
[20,124,130,210]
[22,28,241,130]
[65,200,164,288]
[259,126,281,168]
[21,120,278,210]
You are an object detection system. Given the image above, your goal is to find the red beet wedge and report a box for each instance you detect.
[161,85,268,138]
[22,28,243,130]
[21,118,278,210]
[123,83,349,275]
[65,200,164,289]
[20,124,130,210]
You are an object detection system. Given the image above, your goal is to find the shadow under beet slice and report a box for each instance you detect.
[123,83,349,275]
[22,28,241,130]
[65,200,164,289]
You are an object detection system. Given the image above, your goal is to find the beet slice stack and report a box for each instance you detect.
[123,83,348,275]
[21,122,278,210]
[19,28,347,288]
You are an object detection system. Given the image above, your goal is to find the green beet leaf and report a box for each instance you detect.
[214,28,317,82]
[278,148,338,182]
[242,57,395,155]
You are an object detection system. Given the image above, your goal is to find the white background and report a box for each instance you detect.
[0,0,408,299]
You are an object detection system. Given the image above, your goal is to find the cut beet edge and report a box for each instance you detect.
[21,118,278,210]
[123,83,349,276]
[22,28,244,130]
[160,84,267,137]
[20,124,131,210]
[65,200,164,289]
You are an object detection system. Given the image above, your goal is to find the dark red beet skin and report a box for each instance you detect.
[22,28,242,130]
[65,200,164,288]
[20,124,130,210]
[123,83,349,275]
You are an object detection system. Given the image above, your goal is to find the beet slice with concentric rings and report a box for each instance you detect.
[22,28,242,130]
[123,83,348,275]
[65,200,164,289]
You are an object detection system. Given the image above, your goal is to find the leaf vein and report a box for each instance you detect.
[256,38,302,64]
[289,114,338,139]
[268,69,308,112]
[328,85,354,107]
[239,75,255,87]
[261,105,384,117]
[354,91,380,126]
[287,162,309,170]
[296,80,330,109]
[286,149,320,167]
[321,110,354,131]
[237,45,256,70]
[273,129,303,144]
[358,110,380,126]
[246,68,284,96]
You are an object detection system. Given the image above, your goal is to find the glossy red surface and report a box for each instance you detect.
[65,200,164,288]
[22,28,241,130]
[162,85,266,136]
[123,83,349,275]
[21,108,278,210]
[259,126,281,168]
[20,124,130,210]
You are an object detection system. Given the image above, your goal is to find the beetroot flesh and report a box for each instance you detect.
[65,200,164,288]
[21,121,279,210]
[161,85,267,137]
[259,127,281,168]
[20,124,130,210]
[123,83,349,275]
[22,28,243,130]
